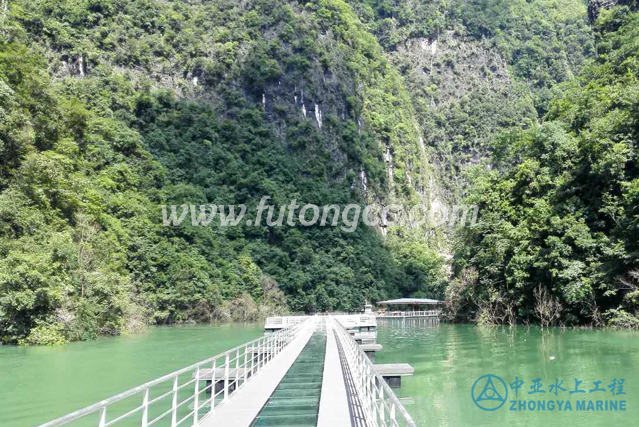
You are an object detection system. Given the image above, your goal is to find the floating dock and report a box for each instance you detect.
[40,314,417,427]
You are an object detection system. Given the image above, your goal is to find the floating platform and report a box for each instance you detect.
[43,315,419,427]
[359,343,383,362]
[194,368,250,380]
[359,343,382,351]
[373,363,415,388]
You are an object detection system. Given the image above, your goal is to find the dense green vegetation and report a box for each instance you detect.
[349,0,596,200]
[451,5,639,329]
[0,0,637,344]
[0,0,443,345]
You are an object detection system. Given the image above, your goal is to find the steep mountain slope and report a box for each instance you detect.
[0,0,444,344]
[2,0,636,344]
[348,0,595,204]
[451,4,639,328]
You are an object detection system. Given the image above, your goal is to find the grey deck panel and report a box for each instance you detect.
[198,326,314,427]
[317,325,351,427]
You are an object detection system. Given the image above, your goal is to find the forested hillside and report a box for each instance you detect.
[0,0,445,345]
[348,0,596,203]
[0,0,637,345]
[451,4,639,328]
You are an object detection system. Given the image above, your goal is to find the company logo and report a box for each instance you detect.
[471,375,628,412]
[472,374,508,411]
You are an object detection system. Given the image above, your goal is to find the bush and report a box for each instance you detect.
[604,308,639,330]
[18,323,67,346]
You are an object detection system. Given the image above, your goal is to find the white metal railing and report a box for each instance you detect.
[267,314,376,329]
[264,315,310,329]
[377,310,440,318]
[333,314,377,328]
[265,314,376,331]
[330,318,417,427]
[39,319,312,427]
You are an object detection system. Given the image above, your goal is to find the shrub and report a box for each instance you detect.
[18,323,67,346]
[604,308,639,330]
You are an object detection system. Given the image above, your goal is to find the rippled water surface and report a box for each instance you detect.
[1,321,637,427]
[0,324,263,427]
[375,321,639,427]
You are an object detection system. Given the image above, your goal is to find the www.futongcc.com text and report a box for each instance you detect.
[161,196,478,232]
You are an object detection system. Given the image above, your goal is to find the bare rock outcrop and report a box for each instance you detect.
[588,0,637,22]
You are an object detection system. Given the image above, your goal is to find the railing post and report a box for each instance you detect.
[224,353,230,402]
[271,334,275,360]
[265,336,269,364]
[193,366,200,425]
[265,335,270,364]
[274,333,278,356]
[235,348,240,393]
[251,342,256,375]
[270,335,274,361]
[263,336,267,366]
[171,375,178,427]
[258,338,264,370]
[243,345,249,384]
[141,388,149,427]
[390,402,396,424]
[379,384,385,423]
[98,406,107,427]
[209,359,217,414]
[369,375,376,422]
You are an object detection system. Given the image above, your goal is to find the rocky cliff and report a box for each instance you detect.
[588,0,638,22]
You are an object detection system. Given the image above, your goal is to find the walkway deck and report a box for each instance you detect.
[40,315,417,427]
[199,325,314,427]
[317,323,350,427]
[251,332,327,426]
[202,322,356,427]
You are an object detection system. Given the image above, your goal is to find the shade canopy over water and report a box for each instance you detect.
[377,298,442,305]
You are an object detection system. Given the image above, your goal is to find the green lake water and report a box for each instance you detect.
[0,324,263,427]
[0,321,637,427]
[376,320,639,427]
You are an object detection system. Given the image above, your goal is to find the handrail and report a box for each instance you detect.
[264,315,310,328]
[377,310,441,318]
[266,314,375,326]
[39,319,313,427]
[331,317,417,427]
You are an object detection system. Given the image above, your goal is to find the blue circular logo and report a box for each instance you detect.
[471,374,508,411]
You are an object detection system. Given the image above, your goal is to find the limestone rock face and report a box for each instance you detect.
[588,0,636,22]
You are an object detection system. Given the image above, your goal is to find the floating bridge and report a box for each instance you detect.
[40,315,419,427]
